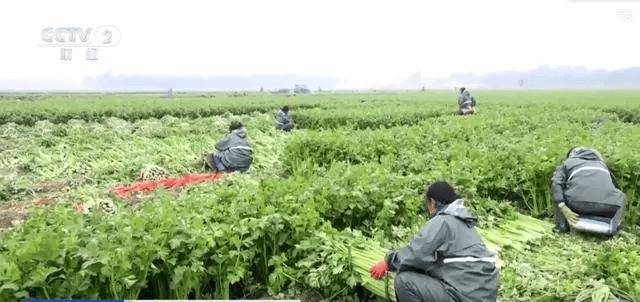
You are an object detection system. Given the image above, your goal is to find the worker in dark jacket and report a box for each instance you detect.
[458,87,476,115]
[275,106,295,131]
[370,181,499,302]
[551,147,626,235]
[204,121,253,172]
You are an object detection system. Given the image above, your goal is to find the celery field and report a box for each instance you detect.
[1,90,640,301]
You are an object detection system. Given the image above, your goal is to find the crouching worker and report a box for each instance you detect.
[275,106,295,131]
[458,87,477,115]
[204,121,253,173]
[370,181,499,302]
[552,147,626,235]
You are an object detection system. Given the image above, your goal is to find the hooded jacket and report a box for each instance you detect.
[458,90,476,109]
[276,109,293,129]
[551,148,626,207]
[215,127,253,171]
[386,199,499,302]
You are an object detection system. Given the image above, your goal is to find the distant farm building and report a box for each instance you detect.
[294,84,311,94]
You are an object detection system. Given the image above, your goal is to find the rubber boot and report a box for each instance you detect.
[554,204,570,233]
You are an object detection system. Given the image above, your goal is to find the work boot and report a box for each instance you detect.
[554,223,570,233]
[554,206,570,233]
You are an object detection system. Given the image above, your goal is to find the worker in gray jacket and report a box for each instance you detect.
[370,181,499,302]
[275,106,295,131]
[204,121,253,172]
[458,87,476,115]
[551,147,626,235]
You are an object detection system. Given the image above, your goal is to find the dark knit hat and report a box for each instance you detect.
[229,121,243,132]
[426,181,460,204]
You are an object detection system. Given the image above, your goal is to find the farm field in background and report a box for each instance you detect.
[1,91,640,301]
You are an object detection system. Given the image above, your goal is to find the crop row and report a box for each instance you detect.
[604,107,640,124]
[0,114,287,203]
[284,108,640,224]
[2,90,638,127]
[0,156,568,301]
[292,105,449,130]
[0,95,322,125]
[0,161,431,300]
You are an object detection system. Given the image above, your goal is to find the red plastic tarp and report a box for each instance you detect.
[110,172,225,197]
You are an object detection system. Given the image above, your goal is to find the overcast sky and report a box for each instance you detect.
[1,0,639,89]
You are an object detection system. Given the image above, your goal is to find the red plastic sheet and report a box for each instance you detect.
[110,172,226,198]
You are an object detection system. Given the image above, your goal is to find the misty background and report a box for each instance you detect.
[2,0,639,91]
[3,65,638,91]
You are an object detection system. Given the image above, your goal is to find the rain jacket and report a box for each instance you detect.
[386,199,499,302]
[551,148,626,207]
[275,109,293,130]
[215,127,253,171]
[458,90,476,109]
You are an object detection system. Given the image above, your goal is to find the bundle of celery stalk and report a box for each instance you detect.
[336,242,396,301]
[344,213,553,301]
[479,213,553,253]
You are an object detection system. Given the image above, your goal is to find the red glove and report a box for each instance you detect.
[370,260,389,280]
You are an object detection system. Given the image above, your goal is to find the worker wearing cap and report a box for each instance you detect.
[458,87,476,115]
[370,181,499,302]
[204,121,253,172]
[551,147,626,235]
